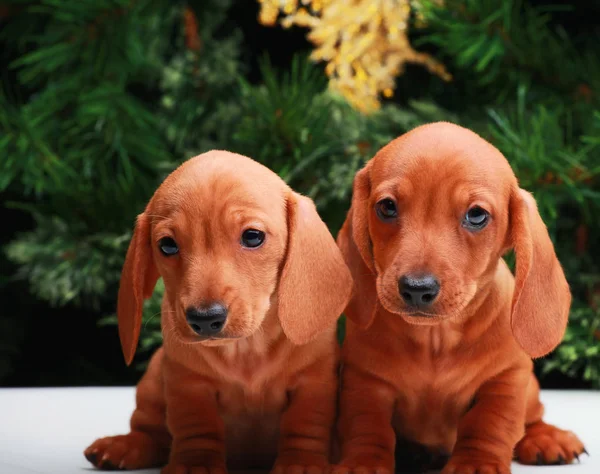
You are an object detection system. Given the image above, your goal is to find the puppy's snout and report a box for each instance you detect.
[185,303,228,337]
[399,274,440,309]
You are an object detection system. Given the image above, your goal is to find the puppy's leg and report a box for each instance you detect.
[333,366,396,474]
[272,361,338,474]
[161,359,226,474]
[442,369,529,474]
[84,348,171,470]
[514,373,586,465]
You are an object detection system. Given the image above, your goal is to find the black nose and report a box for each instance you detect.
[399,274,440,308]
[185,303,228,336]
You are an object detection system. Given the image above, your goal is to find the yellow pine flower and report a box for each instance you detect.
[257,0,451,113]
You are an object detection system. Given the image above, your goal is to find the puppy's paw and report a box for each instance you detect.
[161,463,227,474]
[515,421,587,465]
[442,458,510,474]
[84,432,167,470]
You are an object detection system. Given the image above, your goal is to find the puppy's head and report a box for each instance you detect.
[342,122,571,358]
[118,151,352,364]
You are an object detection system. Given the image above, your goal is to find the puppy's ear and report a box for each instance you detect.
[117,213,160,365]
[336,163,379,329]
[350,164,375,273]
[278,193,353,345]
[509,188,571,358]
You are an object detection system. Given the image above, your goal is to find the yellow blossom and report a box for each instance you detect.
[257,0,451,113]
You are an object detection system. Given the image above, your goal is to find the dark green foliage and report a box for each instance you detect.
[1,0,599,387]
[416,0,600,101]
[159,0,243,157]
[5,211,129,308]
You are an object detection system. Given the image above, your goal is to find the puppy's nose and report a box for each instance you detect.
[399,274,440,308]
[185,303,228,337]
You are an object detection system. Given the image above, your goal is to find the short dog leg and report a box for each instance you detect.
[272,364,338,474]
[333,367,396,474]
[161,360,226,474]
[84,349,170,470]
[514,374,586,465]
[442,369,529,474]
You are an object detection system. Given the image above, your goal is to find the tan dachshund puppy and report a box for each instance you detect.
[334,122,586,474]
[84,151,353,474]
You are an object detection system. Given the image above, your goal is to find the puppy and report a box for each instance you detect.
[334,122,586,474]
[84,151,353,474]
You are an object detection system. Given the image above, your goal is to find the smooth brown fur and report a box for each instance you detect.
[334,122,586,474]
[84,151,353,474]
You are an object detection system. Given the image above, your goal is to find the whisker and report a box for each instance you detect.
[143,311,164,328]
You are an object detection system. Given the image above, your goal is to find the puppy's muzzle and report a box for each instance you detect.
[399,274,440,310]
[185,303,228,337]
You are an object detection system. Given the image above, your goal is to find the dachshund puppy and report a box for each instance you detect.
[334,122,586,474]
[84,151,353,474]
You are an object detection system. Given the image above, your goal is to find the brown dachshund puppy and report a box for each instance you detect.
[84,151,353,474]
[334,122,586,474]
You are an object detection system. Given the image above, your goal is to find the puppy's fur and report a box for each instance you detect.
[84,151,353,474]
[334,122,586,474]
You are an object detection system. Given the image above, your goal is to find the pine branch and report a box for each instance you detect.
[4,211,130,309]
[416,0,599,103]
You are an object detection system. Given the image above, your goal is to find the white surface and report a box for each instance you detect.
[0,387,598,473]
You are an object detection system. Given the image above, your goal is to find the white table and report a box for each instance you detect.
[0,388,598,473]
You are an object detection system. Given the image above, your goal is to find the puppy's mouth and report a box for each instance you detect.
[198,336,242,346]
[176,329,242,345]
[380,297,449,324]
[400,309,447,325]
[397,296,474,325]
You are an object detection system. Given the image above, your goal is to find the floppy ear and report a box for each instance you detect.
[350,164,375,273]
[278,193,353,345]
[117,213,160,365]
[509,188,571,359]
[336,163,379,329]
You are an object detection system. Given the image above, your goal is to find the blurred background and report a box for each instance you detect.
[0,0,598,389]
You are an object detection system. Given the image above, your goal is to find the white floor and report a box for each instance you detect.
[0,387,598,474]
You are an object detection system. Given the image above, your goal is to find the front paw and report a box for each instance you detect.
[332,456,393,474]
[272,452,330,474]
[442,457,510,474]
[515,421,587,465]
[84,432,168,470]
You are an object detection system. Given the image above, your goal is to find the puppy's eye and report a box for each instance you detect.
[241,229,265,248]
[376,199,398,221]
[463,206,489,230]
[158,237,179,256]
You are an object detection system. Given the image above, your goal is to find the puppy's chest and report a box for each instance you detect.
[215,361,289,466]
[391,348,488,451]
[216,371,288,418]
[213,346,290,420]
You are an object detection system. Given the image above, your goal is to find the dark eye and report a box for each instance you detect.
[158,237,179,256]
[376,199,398,221]
[463,206,489,230]
[241,229,265,248]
